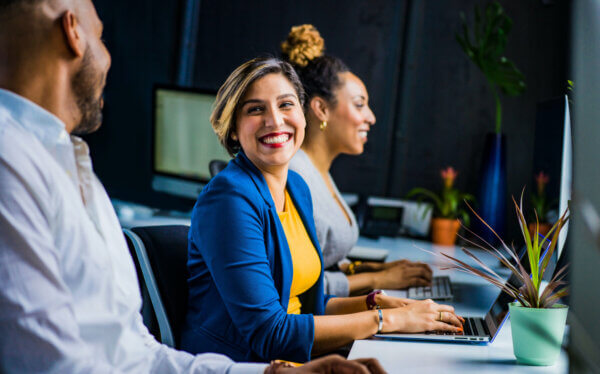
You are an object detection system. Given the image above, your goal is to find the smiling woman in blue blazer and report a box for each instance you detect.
[180,57,464,364]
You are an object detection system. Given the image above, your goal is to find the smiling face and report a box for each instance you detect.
[233,73,306,174]
[325,72,375,155]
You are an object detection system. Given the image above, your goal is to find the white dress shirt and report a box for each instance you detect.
[0,89,266,373]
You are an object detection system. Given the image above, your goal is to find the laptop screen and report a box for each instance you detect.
[485,272,519,338]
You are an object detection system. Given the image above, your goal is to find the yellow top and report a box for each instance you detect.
[278,189,321,314]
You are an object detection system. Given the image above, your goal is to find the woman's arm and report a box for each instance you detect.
[313,299,464,356]
[312,311,380,355]
[346,272,377,296]
[345,262,433,295]
[324,292,411,315]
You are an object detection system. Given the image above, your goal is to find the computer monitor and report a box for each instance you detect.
[557,96,572,259]
[532,95,572,259]
[569,0,600,372]
[151,85,231,200]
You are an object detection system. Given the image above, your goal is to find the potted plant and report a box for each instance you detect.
[529,171,554,237]
[439,191,569,366]
[456,1,526,244]
[407,167,475,246]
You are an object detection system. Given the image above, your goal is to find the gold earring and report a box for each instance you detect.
[320,121,328,131]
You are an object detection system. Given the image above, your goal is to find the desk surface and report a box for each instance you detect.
[348,236,568,374]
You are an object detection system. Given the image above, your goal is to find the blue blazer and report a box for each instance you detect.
[180,152,331,363]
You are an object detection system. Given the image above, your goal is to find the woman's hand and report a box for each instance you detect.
[372,262,433,290]
[267,355,386,373]
[348,259,421,273]
[382,259,428,271]
[373,294,415,309]
[381,299,464,334]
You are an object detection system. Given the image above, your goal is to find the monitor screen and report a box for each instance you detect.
[370,206,402,221]
[557,96,572,259]
[532,95,572,259]
[484,276,515,338]
[152,85,231,199]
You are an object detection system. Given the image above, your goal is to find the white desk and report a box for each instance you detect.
[348,236,568,374]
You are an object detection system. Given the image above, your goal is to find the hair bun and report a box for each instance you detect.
[281,24,325,67]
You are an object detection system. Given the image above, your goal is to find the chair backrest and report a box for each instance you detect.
[209,159,228,178]
[124,225,190,348]
[123,231,160,340]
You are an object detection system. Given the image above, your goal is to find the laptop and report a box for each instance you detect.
[385,236,539,301]
[374,272,517,343]
[346,245,453,300]
[375,238,555,344]
[384,276,453,301]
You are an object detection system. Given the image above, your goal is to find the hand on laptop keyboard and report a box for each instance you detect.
[372,261,433,290]
[379,299,464,334]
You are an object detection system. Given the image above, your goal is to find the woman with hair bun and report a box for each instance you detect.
[283,25,433,297]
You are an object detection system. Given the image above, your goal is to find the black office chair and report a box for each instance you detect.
[123,231,160,341]
[209,159,228,178]
[123,225,190,348]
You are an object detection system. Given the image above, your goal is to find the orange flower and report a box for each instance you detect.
[441,167,458,189]
[535,171,549,196]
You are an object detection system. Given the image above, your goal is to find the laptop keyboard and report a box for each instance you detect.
[424,317,484,336]
[408,276,452,300]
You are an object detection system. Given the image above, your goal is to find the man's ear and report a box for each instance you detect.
[61,11,84,57]
[309,96,330,122]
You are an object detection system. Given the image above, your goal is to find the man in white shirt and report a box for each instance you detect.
[0,0,383,373]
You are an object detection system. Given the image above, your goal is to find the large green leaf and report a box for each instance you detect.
[456,1,526,133]
[407,187,443,215]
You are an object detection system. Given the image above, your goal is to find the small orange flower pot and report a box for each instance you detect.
[431,218,461,246]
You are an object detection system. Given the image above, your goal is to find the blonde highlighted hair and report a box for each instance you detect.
[280,24,325,68]
[211,57,305,156]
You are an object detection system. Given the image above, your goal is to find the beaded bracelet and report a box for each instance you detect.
[346,260,362,275]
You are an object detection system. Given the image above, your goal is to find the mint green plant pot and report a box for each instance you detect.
[509,302,568,366]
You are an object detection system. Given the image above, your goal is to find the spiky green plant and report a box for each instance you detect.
[456,1,526,134]
[437,190,569,308]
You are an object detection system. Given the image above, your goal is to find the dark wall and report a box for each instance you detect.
[89,0,408,211]
[388,0,569,199]
[385,0,570,240]
[87,0,186,209]
[88,0,570,239]
[191,0,409,197]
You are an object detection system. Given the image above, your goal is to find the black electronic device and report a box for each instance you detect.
[356,196,404,238]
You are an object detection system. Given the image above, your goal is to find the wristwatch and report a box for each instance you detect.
[366,289,385,310]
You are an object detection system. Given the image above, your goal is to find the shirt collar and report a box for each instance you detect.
[0,88,70,147]
[234,150,277,209]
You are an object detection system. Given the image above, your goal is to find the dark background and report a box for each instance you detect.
[88,0,570,242]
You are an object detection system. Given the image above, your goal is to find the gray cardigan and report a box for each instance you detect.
[289,149,359,296]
